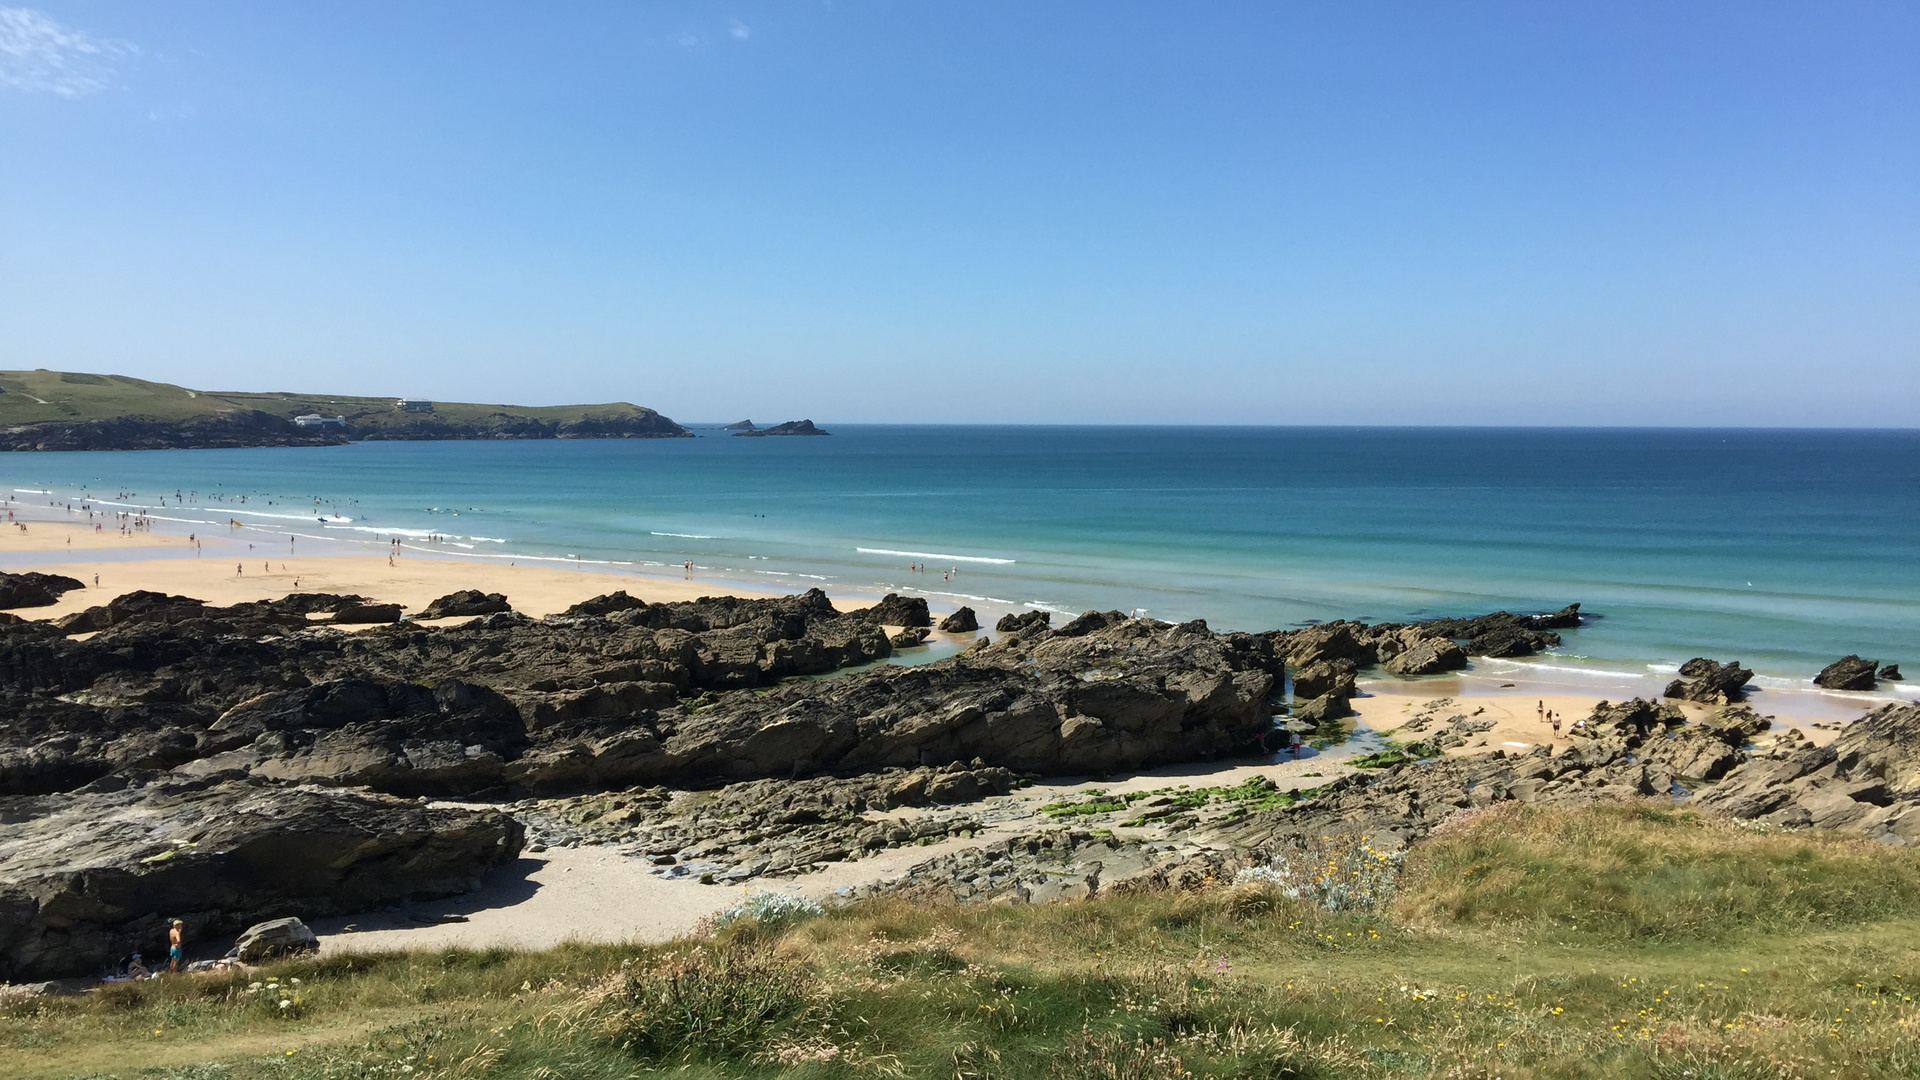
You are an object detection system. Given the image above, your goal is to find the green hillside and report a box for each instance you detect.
[0,370,683,441]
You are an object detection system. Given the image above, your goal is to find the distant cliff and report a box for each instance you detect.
[0,370,690,451]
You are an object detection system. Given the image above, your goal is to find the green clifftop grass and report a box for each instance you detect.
[8,803,1920,1079]
[0,370,672,434]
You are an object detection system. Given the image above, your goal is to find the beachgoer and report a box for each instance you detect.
[236,564,243,576]
[1537,700,1544,719]
[168,919,184,972]
[93,574,99,587]
[127,953,151,979]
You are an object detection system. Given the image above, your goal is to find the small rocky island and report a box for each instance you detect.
[732,419,830,436]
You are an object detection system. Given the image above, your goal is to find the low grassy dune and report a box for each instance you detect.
[8,803,1920,1079]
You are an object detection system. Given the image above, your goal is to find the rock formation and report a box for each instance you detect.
[861,593,932,627]
[0,777,520,982]
[0,572,85,609]
[939,607,980,633]
[733,420,830,436]
[420,590,511,618]
[1696,703,1920,842]
[995,610,1051,634]
[1662,657,1754,704]
[1815,655,1879,691]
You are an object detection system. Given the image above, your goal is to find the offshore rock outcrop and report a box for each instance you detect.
[1265,603,1582,672]
[1815,655,1880,691]
[862,593,932,627]
[1663,657,1755,704]
[0,776,520,982]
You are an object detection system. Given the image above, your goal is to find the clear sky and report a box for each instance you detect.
[1,2,1914,425]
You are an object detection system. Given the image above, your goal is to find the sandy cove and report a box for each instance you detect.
[0,515,1883,958]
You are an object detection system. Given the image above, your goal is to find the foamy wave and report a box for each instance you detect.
[653,531,720,539]
[857,547,1015,565]
[11,489,52,495]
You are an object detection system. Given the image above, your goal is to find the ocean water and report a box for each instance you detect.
[3,426,1916,693]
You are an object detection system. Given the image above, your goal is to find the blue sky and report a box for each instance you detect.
[1,2,1914,425]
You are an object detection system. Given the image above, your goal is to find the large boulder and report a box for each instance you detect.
[0,777,522,981]
[233,917,318,962]
[1883,665,1904,681]
[0,572,85,610]
[1816,656,1879,691]
[420,591,511,619]
[1662,658,1754,704]
[1291,659,1357,700]
[861,594,931,627]
[938,607,979,633]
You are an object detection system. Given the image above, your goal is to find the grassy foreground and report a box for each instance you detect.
[10,803,1920,1080]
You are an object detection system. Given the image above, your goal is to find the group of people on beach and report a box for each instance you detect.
[1538,700,1564,736]
[909,561,960,583]
[113,920,185,982]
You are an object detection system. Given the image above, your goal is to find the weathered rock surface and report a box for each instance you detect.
[1694,702,1920,842]
[0,777,521,982]
[861,593,931,627]
[1883,665,1904,681]
[420,591,511,618]
[333,602,403,625]
[233,917,318,962]
[889,627,930,649]
[1266,603,1581,672]
[938,607,979,633]
[995,610,1051,634]
[1291,659,1356,700]
[1815,655,1879,691]
[1663,657,1754,704]
[0,572,85,610]
[1382,636,1467,676]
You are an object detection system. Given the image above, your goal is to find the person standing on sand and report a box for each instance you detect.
[236,564,243,577]
[1537,700,1544,720]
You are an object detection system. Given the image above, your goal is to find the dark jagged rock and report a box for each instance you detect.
[1696,702,1920,842]
[1662,657,1754,704]
[861,593,931,627]
[1291,658,1356,700]
[332,602,403,625]
[509,616,1275,791]
[1883,665,1903,681]
[0,776,521,982]
[1291,691,1350,725]
[1816,655,1879,691]
[182,678,529,796]
[1382,636,1466,676]
[890,627,930,649]
[56,591,210,633]
[562,591,648,618]
[995,610,1051,635]
[0,572,85,609]
[1268,604,1582,672]
[938,607,979,633]
[1212,701,1772,851]
[732,419,829,437]
[420,590,511,619]
[1055,610,1127,638]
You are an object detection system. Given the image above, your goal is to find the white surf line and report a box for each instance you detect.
[857,546,1016,565]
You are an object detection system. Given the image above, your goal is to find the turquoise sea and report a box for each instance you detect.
[2,426,1915,699]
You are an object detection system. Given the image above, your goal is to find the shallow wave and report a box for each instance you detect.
[857,546,1016,565]
[653,531,720,539]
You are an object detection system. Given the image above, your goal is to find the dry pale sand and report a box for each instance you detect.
[1351,684,1849,748]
